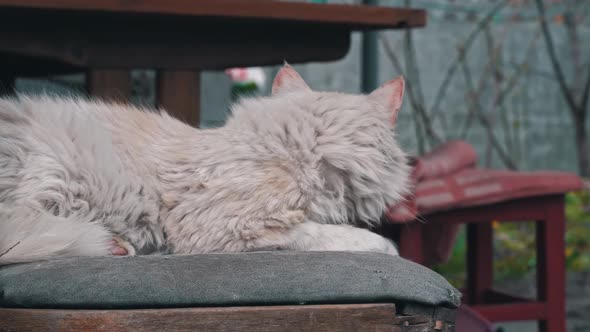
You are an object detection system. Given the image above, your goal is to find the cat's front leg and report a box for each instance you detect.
[109,236,136,256]
[266,222,399,256]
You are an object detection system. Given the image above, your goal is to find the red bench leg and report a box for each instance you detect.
[536,196,566,332]
[397,222,425,265]
[466,222,493,305]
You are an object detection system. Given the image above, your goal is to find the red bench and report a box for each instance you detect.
[385,141,584,332]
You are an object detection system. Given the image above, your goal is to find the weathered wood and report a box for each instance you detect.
[86,69,131,102]
[0,16,349,72]
[400,302,457,324]
[156,70,200,127]
[0,0,426,29]
[0,304,405,332]
[0,1,425,73]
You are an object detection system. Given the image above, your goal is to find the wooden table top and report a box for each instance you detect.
[0,0,425,30]
[0,0,426,73]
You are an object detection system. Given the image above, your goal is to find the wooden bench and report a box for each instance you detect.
[0,252,459,331]
[384,141,584,332]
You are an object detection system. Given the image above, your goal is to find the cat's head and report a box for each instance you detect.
[229,64,411,226]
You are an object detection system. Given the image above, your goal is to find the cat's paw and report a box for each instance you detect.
[110,236,136,256]
[380,238,399,256]
[349,232,399,256]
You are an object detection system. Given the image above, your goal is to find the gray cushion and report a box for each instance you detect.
[0,251,461,309]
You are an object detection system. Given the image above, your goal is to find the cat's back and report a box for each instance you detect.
[0,95,147,137]
[0,96,165,252]
[1,95,102,126]
[0,96,122,151]
[0,96,127,174]
[0,95,152,208]
[0,95,166,164]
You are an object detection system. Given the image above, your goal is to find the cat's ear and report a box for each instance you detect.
[369,76,405,124]
[272,63,311,95]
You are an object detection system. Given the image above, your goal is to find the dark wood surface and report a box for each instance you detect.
[86,69,132,102]
[0,303,453,332]
[0,0,425,73]
[0,0,425,29]
[156,70,201,127]
[0,0,426,125]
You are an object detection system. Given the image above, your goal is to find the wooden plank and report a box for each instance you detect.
[0,304,405,332]
[536,196,566,332]
[424,194,562,224]
[0,0,426,30]
[0,1,425,74]
[466,223,493,305]
[156,70,200,127]
[400,303,457,330]
[0,52,79,77]
[86,69,131,102]
[0,14,350,71]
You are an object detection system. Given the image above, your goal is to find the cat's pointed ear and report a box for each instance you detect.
[272,63,311,95]
[369,76,405,124]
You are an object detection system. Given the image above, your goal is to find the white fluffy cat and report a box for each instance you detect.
[0,64,410,264]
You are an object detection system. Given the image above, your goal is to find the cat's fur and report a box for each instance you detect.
[0,64,410,265]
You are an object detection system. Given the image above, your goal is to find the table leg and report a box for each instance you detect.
[536,196,566,332]
[86,69,132,102]
[466,222,493,305]
[156,70,200,127]
[397,222,425,265]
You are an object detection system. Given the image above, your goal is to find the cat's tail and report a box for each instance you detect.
[0,204,111,265]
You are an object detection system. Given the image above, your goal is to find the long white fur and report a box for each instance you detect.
[0,204,111,263]
[0,65,410,265]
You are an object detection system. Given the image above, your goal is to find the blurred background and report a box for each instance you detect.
[16,0,590,174]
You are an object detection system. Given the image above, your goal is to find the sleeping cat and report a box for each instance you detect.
[0,64,410,264]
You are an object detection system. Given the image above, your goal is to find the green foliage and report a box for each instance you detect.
[434,190,590,289]
[565,190,590,271]
[229,82,260,102]
[433,228,467,288]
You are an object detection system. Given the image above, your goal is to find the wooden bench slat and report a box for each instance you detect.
[0,304,409,332]
[0,0,426,29]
